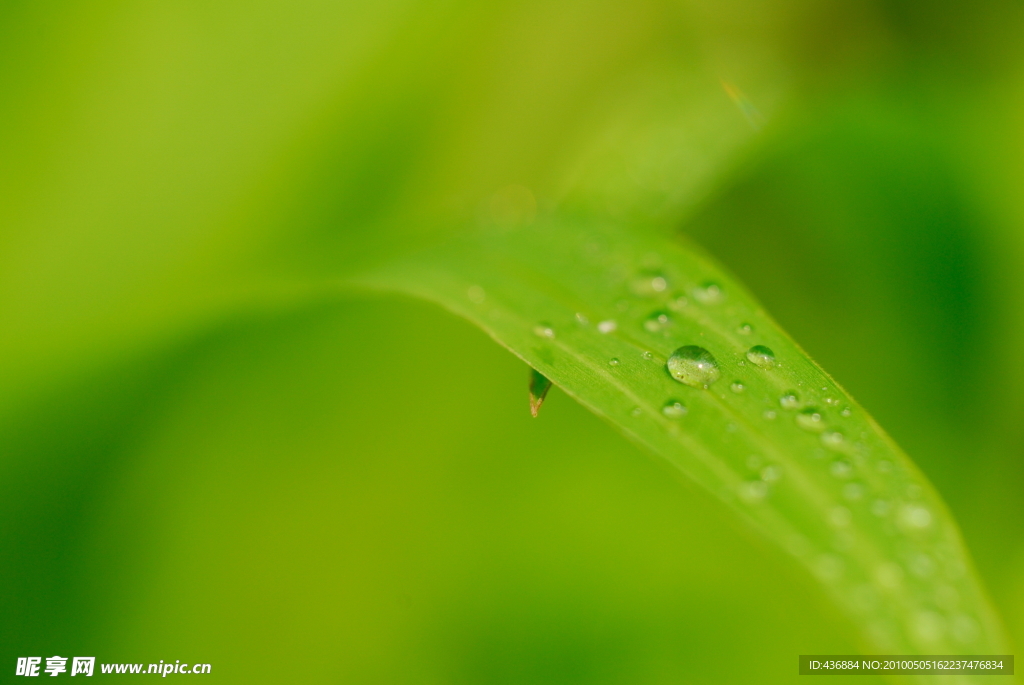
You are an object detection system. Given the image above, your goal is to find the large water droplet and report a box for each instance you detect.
[597,320,617,334]
[643,310,673,333]
[693,282,724,304]
[796,408,826,432]
[667,346,721,388]
[661,400,687,418]
[746,345,776,369]
[780,392,800,410]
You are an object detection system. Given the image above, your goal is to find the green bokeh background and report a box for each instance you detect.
[2,1,1022,682]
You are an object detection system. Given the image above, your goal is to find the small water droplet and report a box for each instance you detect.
[597,320,617,334]
[739,480,769,503]
[575,312,590,325]
[898,503,932,530]
[667,346,721,388]
[737,322,753,335]
[761,465,782,482]
[608,357,620,366]
[631,271,669,297]
[669,295,689,311]
[842,482,864,501]
[780,392,800,410]
[876,459,893,474]
[762,409,777,420]
[630,406,643,417]
[828,506,852,527]
[693,282,724,304]
[830,459,853,479]
[467,285,486,303]
[824,396,838,406]
[822,431,845,449]
[745,345,776,369]
[796,408,826,432]
[532,324,555,339]
[840,407,852,417]
[730,380,745,393]
[661,400,687,418]
[641,350,653,360]
[643,310,673,333]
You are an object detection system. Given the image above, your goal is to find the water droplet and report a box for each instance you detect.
[575,312,590,325]
[828,506,851,527]
[667,346,721,388]
[824,396,838,406]
[842,482,864,501]
[898,503,932,530]
[597,320,617,334]
[870,498,890,517]
[762,409,777,420]
[745,345,776,369]
[739,480,768,503]
[532,324,555,339]
[631,271,670,297]
[761,465,782,482]
[730,380,745,393]
[840,407,852,417]
[737,322,753,335]
[830,459,853,479]
[950,615,979,644]
[796,408,825,432]
[669,295,689,311]
[874,562,903,589]
[608,357,620,366]
[814,554,844,581]
[467,285,486,304]
[661,400,687,418]
[643,310,672,333]
[630,406,643,417]
[693,282,724,304]
[641,351,654,360]
[779,392,800,410]
[821,431,845,449]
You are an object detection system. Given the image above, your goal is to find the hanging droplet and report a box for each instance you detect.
[746,345,776,369]
[667,345,721,388]
[730,380,745,393]
[597,320,617,334]
[661,400,688,417]
[780,392,800,410]
[796,408,826,432]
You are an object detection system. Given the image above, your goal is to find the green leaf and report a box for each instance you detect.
[358,217,1010,665]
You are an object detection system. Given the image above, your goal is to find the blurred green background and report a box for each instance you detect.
[2,0,1023,682]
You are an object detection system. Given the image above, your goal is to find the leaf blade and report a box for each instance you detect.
[357,217,1010,668]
